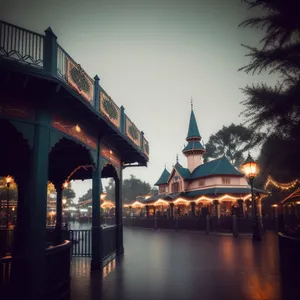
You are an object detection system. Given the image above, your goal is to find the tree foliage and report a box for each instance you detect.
[239,0,300,137]
[240,0,300,183]
[78,188,92,203]
[204,124,263,167]
[105,175,155,204]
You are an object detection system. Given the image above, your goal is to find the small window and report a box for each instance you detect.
[222,177,231,185]
[199,179,205,187]
[172,182,179,193]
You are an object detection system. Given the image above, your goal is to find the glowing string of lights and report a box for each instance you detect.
[264,175,299,191]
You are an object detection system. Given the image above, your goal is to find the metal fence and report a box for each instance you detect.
[124,216,278,234]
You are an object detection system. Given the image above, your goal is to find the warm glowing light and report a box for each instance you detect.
[109,150,113,155]
[296,201,300,205]
[12,207,15,211]
[75,124,81,133]
[272,204,278,207]
[49,211,56,216]
[153,199,169,206]
[5,175,13,187]
[264,175,299,191]
[101,193,106,200]
[62,197,67,205]
[173,198,190,205]
[63,181,69,189]
[241,154,259,179]
[131,201,145,208]
[101,201,115,209]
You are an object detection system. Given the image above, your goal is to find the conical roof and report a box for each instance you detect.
[154,168,170,185]
[186,109,201,140]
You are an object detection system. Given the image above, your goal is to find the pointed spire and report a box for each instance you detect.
[176,154,179,163]
[191,97,193,110]
[186,103,201,141]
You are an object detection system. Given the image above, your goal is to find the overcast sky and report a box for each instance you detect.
[0,0,277,202]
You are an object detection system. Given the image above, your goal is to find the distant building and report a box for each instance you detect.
[127,103,266,218]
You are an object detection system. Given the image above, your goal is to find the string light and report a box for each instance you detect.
[264,175,299,191]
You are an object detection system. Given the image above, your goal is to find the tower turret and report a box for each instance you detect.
[182,98,205,172]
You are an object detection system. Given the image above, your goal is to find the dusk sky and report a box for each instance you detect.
[0,0,277,202]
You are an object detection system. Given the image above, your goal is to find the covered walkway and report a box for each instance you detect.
[71,228,296,300]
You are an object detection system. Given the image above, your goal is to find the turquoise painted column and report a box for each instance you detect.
[44,27,58,75]
[91,136,103,270]
[120,106,126,135]
[55,183,63,244]
[11,110,50,300]
[140,130,144,150]
[93,75,100,110]
[115,168,124,255]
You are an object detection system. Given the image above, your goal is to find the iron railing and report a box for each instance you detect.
[0,20,149,157]
[0,21,44,67]
[69,229,91,257]
[124,216,278,234]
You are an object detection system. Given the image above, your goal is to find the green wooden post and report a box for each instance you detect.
[55,183,63,244]
[120,106,125,134]
[140,130,144,151]
[11,110,50,300]
[191,202,196,217]
[44,27,58,75]
[115,168,124,255]
[91,135,103,270]
[93,75,100,110]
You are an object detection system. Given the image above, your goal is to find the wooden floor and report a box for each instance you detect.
[71,228,297,300]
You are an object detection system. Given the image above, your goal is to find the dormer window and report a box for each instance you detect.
[198,179,205,187]
[222,177,231,185]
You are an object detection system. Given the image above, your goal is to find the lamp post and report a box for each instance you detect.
[242,154,262,242]
[5,176,12,229]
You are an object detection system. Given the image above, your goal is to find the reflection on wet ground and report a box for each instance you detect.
[71,228,297,300]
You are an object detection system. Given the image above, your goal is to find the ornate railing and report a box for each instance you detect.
[0,21,44,67]
[0,20,149,157]
[100,89,121,128]
[102,226,117,259]
[143,137,149,157]
[125,115,141,147]
[57,44,94,103]
[69,229,91,257]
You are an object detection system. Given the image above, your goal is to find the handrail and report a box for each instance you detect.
[46,240,71,255]
[0,19,149,158]
[278,232,300,242]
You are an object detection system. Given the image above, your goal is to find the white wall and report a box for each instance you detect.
[186,154,203,172]
[185,175,248,191]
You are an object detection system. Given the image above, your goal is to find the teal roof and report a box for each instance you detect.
[174,166,191,179]
[187,109,201,140]
[154,168,170,185]
[183,141,205,153]
[191,156,244,179]
[182,187,267,198]
[174,161,183,168]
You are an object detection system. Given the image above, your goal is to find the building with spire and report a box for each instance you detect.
[127,101,266,218]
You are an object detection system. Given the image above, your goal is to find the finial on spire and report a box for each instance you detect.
[164,163,167,168]
[176,154,179,163]
[191,97,193,110]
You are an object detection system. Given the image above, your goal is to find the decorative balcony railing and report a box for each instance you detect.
[0,20,149,158]
[100,89,121,129]
[125,115,141,147]
[0,21,44,67]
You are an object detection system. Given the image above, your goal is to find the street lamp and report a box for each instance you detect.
[242,154,262,242]
[5,176,13,229]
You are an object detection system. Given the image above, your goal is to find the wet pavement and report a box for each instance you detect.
[71,228,296,300]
